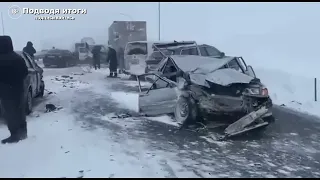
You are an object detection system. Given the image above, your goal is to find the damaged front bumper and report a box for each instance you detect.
[222,106,272,139]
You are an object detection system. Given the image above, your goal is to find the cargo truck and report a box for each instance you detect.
[108,21,147,73]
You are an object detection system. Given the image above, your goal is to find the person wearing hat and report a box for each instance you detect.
[0,36,28,144]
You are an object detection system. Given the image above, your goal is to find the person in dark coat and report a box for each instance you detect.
[107,46,118,77]
[0,36,28,144]
[22,41,36,59]
[91,45,101,70]
[118,47,125,74]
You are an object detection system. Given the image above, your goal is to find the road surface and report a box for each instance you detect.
[2,66,320,177]
[70,68,320,178]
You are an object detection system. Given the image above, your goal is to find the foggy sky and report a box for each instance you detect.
[1,2,319,77]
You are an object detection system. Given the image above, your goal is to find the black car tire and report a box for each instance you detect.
[26,89,33,115]
[174,96,198,128]
[37,81,45,98]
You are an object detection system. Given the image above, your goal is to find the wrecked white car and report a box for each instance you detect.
[137,55,274,139]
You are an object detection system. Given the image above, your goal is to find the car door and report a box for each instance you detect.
[22,53,37,96]
[139,75,178,116]
[24,53,42,91]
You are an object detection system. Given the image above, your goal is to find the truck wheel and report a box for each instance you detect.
[26,89,33,115]
[174,96,198,128]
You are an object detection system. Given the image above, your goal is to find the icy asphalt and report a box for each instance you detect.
[67,67,320,178]
[4,65,320,178]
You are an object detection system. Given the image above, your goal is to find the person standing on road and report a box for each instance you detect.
[107,45,118,77]
[91,45,101,70]
[0,36,28,144]
[23,41,36,59]
[117,47,125,74]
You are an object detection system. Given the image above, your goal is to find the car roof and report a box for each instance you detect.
[169,55,234,72]
[128,41,171,44]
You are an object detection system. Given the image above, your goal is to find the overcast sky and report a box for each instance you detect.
[1,2,319,76]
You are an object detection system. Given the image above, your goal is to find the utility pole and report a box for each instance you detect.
[158,2,161,41]
[1,12,4,35]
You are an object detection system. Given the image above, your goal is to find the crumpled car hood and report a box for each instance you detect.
[205,68,254,86]
[189,68,254,87]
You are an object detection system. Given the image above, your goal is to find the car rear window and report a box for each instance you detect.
[125,42,148,55]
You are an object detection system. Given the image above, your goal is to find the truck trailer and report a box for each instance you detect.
[108,21,147,71]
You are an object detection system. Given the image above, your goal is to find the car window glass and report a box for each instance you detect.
[30,58,38,68]
[199,46,209,56]
[163,60,177,74]
[190,47,199,55]
[237,58,247,71]
[22,54,32,68]
[158,58,168,72]
[205,46,221,57]
[180,49,189,55]
[228,59,242,72]
[181,47,198,55]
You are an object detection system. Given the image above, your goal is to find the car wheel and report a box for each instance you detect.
[26,89,33,115]
[38,81,45,98]
[174,96,198,127]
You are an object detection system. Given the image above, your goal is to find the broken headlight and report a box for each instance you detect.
[244,86,269,96]
[245,88,260,95]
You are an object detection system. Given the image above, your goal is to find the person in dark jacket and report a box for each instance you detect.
[22,41,36,59]
[0,36,28,144]
[91,45,101,70]
[118,47,125,74]
[107,46,118,77]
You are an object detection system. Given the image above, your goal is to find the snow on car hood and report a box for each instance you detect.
[190,69,254,87]
[205,68,254,86]
[174,56,255,86]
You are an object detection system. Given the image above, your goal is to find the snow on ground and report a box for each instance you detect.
[0,66,196,178]
[256,67,320,117]
[110,92,139,112]
[0,111,192,178]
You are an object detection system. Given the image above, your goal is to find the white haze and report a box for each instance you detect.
[0,2,320,77]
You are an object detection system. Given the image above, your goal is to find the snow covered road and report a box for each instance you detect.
[0,66,320,178]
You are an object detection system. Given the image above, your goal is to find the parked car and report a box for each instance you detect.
[145,41,225,73]
[0,51,45,116]
[43,49,77,68]
[137,55,274,139]
[34,49,49,61]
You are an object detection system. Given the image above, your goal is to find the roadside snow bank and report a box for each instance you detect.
[256,68,320,117]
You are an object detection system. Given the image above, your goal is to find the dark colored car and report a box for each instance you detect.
[34,49,49,61]
[145,41,225,73]
[0,51,45,116]
[43,49,77,68]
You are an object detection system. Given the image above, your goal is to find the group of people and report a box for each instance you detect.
[0,36,122,144]
[91,44,120,78]
[0,36,36,144]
